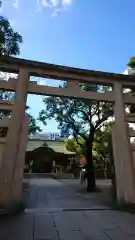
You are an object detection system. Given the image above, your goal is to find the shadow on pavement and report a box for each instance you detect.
[23,178,113,211]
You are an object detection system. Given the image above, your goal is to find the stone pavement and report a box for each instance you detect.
[0,178,135,239]
[23,178,112,210]
[1,208,135,239]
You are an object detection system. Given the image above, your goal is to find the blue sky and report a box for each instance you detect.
[2,0,135,132]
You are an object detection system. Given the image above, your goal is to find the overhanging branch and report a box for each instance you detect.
[68,118,87,141]
[91,103,99,118]
[95,115,108,129]
[78,109,90,121]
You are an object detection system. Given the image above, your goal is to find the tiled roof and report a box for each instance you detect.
[50,145,75,155]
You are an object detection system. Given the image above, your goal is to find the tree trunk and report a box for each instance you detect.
[85,131,96,192]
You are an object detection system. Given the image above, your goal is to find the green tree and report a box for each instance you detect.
[93,122,113,177]
[93,121,113,159]
[65,137,85,157]
[39,83,113,191]
[128,56,135,69]
[0,0,21,124]
[66,121,113,173]
[0,104,41,137]
[26,106,41,135]
[127,56,135,112]
[0,3,41,135]
[0,16,22,55]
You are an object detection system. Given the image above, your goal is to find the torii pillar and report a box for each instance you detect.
[0,69,29,210]
[113,82,135,203]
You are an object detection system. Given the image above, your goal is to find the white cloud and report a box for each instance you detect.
[37,0,59,10]
[9,19,18,28]
[37,0,73,15]
[12,0,19,8]
[1,0,19,9]
[2,0,72,15]
[51,8,61,17]
[123,69,129,75]
[123,68,135,75]
[42,0,59,8]
[62,0,72,5]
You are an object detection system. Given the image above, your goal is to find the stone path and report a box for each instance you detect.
[0,178,135,239]
[23,178,112,211]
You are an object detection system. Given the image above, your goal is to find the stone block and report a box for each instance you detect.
[34,226,58,239]
[105,227,134,240]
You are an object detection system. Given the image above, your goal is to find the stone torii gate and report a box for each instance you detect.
[0,56,135,211]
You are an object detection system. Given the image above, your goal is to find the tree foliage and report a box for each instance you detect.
[65,121,113,162]
[127,56,135,69]
[65,137,85,157]
[0,4,41,135]
[127,56,135,112]
[93,122,113,161]
[0,16,22,55]
[0,104,41,136]
[26,106,41,135]
[39,85,113,139]
[39,83,113,191]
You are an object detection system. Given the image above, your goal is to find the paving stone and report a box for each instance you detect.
[34,226,58,239]
[2,179,135,240]
[59,230,86,240]
[105,226,135,240]
[35,215,55,227]
[113,216,135,235]
[0,214,34,240]
[69,211,110,239]
[84,211,117,230]
[80,227,110,239]
[100,211,135,235]
[52,212,72,223]
[119,223,135,236]
[56,221,80,233]
[100,210,131,225]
